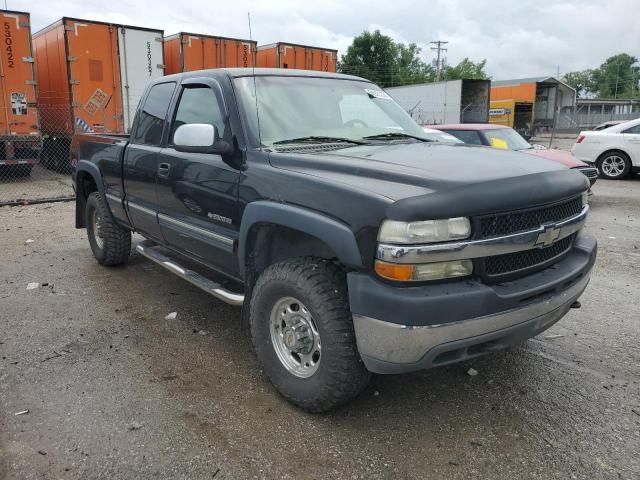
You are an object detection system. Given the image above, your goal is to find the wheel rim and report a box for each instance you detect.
[92,208,104,250]
[269,296,321,378]
[601,155,626,177]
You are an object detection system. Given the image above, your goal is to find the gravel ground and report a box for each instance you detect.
[1,178,639,479]
[0,165,74,205]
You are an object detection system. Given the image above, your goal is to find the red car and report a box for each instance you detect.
[431,124,598,186]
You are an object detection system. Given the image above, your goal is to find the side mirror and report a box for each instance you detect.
[173,123,233,155]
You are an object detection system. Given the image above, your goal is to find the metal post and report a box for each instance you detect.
[549,83,560,149]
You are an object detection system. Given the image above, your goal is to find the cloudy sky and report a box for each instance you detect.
[13,0,640,79]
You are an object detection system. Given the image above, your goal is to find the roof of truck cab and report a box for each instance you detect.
[160,68,367,83]
[432,123,509,131]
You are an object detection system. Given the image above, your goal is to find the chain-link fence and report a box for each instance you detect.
[0,106,79,206]
[556,105,640,132]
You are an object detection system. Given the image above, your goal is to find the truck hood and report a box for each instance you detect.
[270,142,589,220]
[269,142,568,201]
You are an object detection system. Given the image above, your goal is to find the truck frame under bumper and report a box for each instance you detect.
[349,234,596,374]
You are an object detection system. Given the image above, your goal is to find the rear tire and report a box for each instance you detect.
[85,192,131,266]
[250,257,371,412]
[597,151,631,179]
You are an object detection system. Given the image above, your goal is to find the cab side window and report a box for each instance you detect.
[623,125,640,134]
[131,82,176,145]
[171,87,225,143]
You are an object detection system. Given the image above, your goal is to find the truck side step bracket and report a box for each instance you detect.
[135,241,244,306]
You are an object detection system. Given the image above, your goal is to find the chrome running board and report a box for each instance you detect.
[135,241,244,306]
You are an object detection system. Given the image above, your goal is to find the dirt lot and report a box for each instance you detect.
[1,177,639,479]
[0,165,74,205]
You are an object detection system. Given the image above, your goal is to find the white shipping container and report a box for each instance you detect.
[386,79,490,125]
[118,27,165,131]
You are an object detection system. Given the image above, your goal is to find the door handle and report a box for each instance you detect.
[158,163,171,178]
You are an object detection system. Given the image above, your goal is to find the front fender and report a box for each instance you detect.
[238,201,364,277]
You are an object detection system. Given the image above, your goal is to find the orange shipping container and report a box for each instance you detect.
[33,18,166,135]
[256,42,337,72]
[33,17,164,169]
[0,10,41,169]
[164,32,256,74]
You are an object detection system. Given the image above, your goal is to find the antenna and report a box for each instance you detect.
[248,12,262,147]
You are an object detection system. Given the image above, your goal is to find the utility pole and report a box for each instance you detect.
[430,40,448,82]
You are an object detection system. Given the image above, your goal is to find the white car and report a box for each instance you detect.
[571,118,640,179]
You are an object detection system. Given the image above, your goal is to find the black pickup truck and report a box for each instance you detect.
[72,69,597,412]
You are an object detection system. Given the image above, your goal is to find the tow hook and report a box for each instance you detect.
[570,301,581,309]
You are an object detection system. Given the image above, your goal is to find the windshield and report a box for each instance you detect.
[422,129,463,144]
[484,127,532,150]
[234,76,430,147]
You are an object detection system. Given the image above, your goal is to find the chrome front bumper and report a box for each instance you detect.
[353,271,589,374]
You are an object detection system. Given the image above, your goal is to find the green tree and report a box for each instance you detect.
[395,43,435,85]
[338,30,399,87]
[442,58,488,81]
[339,31,487,87]
[591,53,639,98]
[564,54,640,98]
[562,70,595,98]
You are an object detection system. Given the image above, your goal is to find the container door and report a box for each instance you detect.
[182,35,205,72]
[236,41,254,68]
[65,20,123,133]
[202,37,219,69]
[0,12,38,136]
[118,27,164,132]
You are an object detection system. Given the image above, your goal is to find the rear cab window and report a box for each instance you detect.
[131,82,176,146]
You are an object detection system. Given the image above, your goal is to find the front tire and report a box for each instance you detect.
[250,258,370,412]
[597,151,631,179]
[85,192,131,266]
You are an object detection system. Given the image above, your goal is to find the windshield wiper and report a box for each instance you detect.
[272,136,367,146]
[362,132,432,142]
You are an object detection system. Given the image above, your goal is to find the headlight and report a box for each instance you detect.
[375,259,473,282]
[378,217,471,244]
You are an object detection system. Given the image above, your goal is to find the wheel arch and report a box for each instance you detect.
[74,160,104,228]
[238,201,364,281]
[596,148,631,163]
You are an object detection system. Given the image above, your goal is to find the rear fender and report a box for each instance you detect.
[74,160,105,228]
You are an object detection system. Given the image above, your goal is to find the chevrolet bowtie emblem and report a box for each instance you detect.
[535,225,561,247]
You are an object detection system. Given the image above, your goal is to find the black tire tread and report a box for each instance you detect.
[86,192,131,266]
[250,257,370,412]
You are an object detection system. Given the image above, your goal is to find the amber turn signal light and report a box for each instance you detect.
[374,260,415,281]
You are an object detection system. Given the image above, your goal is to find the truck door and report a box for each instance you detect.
[155,79,240,275]
[123,81,176,240]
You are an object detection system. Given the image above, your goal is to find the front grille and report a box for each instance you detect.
[478,197,582,238]
[576,166,598,179]
[483,234,574,278]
